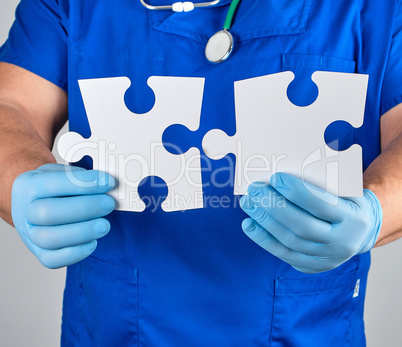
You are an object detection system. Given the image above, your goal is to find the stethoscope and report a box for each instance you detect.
[140,0,242,63]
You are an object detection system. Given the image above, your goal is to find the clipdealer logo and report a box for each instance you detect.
[61,138,341,211]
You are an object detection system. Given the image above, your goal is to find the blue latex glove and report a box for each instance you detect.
[12,163,115,269]
[240,172,383,274]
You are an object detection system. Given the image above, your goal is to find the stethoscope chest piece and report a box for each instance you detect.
[205,29,234,64]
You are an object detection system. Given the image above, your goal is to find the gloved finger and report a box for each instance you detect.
[242,218,317,264]
[27,194,115,226]
[29,169,115,199]
[270,172,349,223]
[242,219,336,273]
[35,163,86,173]
[240,207,328,256]
[34,240,98,269]
[241,186,332,244]
[27,218,111,250]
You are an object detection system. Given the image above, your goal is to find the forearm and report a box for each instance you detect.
[0,102,56,225]
[363,132,402,246]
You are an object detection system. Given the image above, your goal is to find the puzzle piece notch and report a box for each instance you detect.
[162,124,200,155]
[286,69,319,107]
[137,176,169,211]
[124,76,156,115]
[324,120,356,151]
[202,71,368,197]
[58,76,205,212]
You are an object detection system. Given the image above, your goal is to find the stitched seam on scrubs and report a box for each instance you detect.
[268,280,278,346]
[236,26,307,37]
[87,256,138,283]
[0,55,68,92]
[282,54,356,72]
[381,95,402,115]
[276,269,360,295]
[148,8,208,44]
[379,0,402,116]
[233,0,314,41]
[76,263,85,343]
[275,285,355,296]
[282,61,354,70]
[147,0,314,44]
[150,24,309,46]
[151,24,209,44]
[136,268,140,347]
[151,24,309,45]
[64,265,80,343]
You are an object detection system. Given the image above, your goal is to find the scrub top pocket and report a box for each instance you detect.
[282,53,357,106]
[269,269,362,347]
[66,256,139,347]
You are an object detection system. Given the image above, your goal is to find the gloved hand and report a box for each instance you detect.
[12,163,115,269]
[240,172,382,274]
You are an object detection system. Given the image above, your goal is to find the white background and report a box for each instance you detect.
[0,1,401,346]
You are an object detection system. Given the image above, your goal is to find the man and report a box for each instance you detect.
[1,0,402,345]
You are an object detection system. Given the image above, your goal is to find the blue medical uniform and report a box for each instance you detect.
[2,0,402,345]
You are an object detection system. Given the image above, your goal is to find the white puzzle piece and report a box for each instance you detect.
[58,76,205,212]
[202,71,368,196]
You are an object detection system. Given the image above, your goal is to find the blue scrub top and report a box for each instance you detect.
[2,0,402,346]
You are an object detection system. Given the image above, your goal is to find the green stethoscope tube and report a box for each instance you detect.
[223,0,242,31]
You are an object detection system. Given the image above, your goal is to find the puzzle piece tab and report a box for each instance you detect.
[202,71,368,196]
[58,76,205,212]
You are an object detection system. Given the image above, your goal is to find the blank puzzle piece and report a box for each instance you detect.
[202,71,368,196]
[58,76,205,212]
